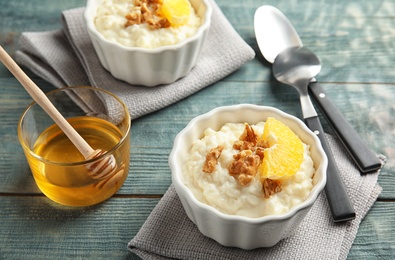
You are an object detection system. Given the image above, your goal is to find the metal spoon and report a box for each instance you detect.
[254,5,381,174]
[273,46,355,222]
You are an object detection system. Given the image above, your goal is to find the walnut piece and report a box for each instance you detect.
[228,123,268,186]
[239,123,258,144]
[228,150,261,186]
[262,178,282,198]
[203,146,224,173]
[125,0,171,29]
[234,124,268,154]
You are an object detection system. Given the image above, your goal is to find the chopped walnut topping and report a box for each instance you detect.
[233,139,255,151]
[203,146,224,173]
[228,123,280,198]
[228,150,261,186]
[262,178,282,198]
[228,124,263,186]
[233,124,269,152]
[125,0,171,29]
[239,123,258,144]
[255,147,265,160]
[201,123,282,198]
[257,139,269,149]
[125,12,142,26]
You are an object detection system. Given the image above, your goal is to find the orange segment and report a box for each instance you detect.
[259,117,304,180]
[160,0,191,26]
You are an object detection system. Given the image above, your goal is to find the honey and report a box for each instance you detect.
[26,116,130,206]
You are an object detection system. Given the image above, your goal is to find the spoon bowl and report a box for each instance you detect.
[254,5,302,63]
[273,46,321,107]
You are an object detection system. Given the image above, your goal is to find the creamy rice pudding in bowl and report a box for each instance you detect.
[84,0,212,86]
[169,104,328,249]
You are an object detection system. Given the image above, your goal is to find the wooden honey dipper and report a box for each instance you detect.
[0,46,120,182]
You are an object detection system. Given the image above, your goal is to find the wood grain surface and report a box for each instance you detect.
[0,0,394,259]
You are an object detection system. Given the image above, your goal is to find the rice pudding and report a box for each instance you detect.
[183,120,315,218]
[94,0,202,48]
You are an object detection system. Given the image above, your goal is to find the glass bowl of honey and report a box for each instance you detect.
[18,86,131,206]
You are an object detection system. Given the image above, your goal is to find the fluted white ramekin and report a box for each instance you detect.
[84,0,212,87]
[169,104,327,249]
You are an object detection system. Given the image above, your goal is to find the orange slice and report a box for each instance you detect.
[259,117,304,180]
[160,0,191,26]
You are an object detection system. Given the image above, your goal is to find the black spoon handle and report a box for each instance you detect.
[308,82,381,174]
[304,116,356,222]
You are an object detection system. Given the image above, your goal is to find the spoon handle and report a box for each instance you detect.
[304,116,356,222]
[308,82,381,173]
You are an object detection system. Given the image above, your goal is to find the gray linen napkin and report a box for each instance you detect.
[128,135,386,260]
[14,0,255,120]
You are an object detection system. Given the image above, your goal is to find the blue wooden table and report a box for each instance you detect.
[1,0,394,259]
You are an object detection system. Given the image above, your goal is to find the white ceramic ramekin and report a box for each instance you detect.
[84,0,212,87]
[169,104,328,249]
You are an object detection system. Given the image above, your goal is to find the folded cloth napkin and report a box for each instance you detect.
[14,0,255,120]
[128,135,386,260]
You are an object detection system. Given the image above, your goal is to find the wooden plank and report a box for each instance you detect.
[348,201,395,259]
[0,196,156,259]
[0,197,394,259]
